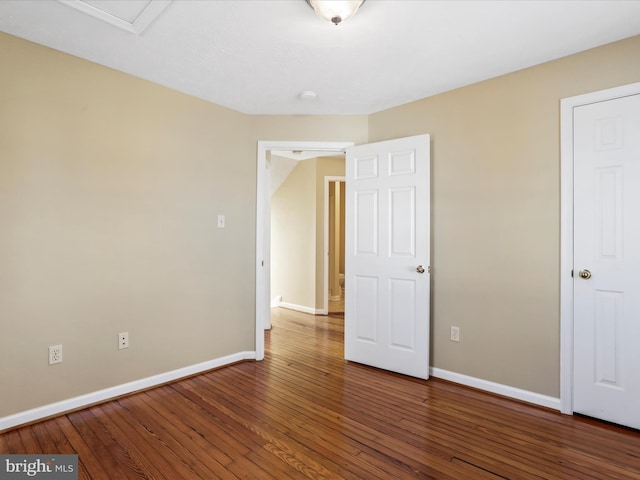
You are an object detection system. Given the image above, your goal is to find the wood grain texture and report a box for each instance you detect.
[1,307,639,479]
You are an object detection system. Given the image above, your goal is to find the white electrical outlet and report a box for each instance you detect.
[118,332,129,350]
[217,214,225,228]
[49,345,63,364]
[450,326,460,342]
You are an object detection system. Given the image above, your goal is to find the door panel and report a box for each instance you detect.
[354,275,378,342]
[389,278,416,349]
[345,134,430,379]
[573,93,640,429]
[390,187,415,256]
[355,190,378,255]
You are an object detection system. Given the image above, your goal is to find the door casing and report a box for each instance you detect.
[559,81,640,414]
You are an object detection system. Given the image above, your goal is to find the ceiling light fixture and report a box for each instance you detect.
[305,0,365,25]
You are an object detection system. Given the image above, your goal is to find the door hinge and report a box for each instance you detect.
[571,269,574,278]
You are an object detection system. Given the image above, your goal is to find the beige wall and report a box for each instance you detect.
[270,161,317,308]
[0,33,260,417]
[270,156,345,311]
[251,116,368,147]
[369,35,640,397]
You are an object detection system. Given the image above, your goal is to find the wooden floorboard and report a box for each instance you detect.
[2,307,640,479]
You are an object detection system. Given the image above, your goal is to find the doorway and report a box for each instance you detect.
[560,82,640,429]
[257,135,431,381]
[255,141,353,360]
[269,155,345,315]
[326,177,346,316]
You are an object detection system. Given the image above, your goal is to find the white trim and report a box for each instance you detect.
[0,351,255,432]
[560,81,640,415]
[323,175,346,315]
[279,302,324,315]
[430,368,561,411]
[271,295,282,308]
[256,141,354,360]
[57,0,171,35]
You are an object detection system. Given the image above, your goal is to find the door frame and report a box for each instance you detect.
[324,176,346,314]
[256,141,353,360]
[559,81,640,414]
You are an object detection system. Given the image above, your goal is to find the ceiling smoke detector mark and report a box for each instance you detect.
[299,91,317,101]
[57,0,172,35]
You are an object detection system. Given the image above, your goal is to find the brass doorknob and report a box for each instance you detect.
[416,265,425,274]
[578,269,592,279]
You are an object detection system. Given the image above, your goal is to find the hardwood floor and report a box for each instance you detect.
[328,296,344,315]
[2,307,639,479]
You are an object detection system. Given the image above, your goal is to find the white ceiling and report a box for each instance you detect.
[1,0,639,115]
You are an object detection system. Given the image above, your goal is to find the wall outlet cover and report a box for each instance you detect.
[49,345,63,364]
[450,326,460,342]
[118,332,129,350]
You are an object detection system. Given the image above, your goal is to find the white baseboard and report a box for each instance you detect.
[271,295,282,308]
[279,302,324,315]
[0,351,256,432]
[430,367,561,411]
[0,355,561,432]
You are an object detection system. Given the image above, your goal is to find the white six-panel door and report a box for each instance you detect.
[573,93,640,429]
[345,135,430,379]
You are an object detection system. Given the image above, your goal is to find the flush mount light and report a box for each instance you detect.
[305,0,365,25]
